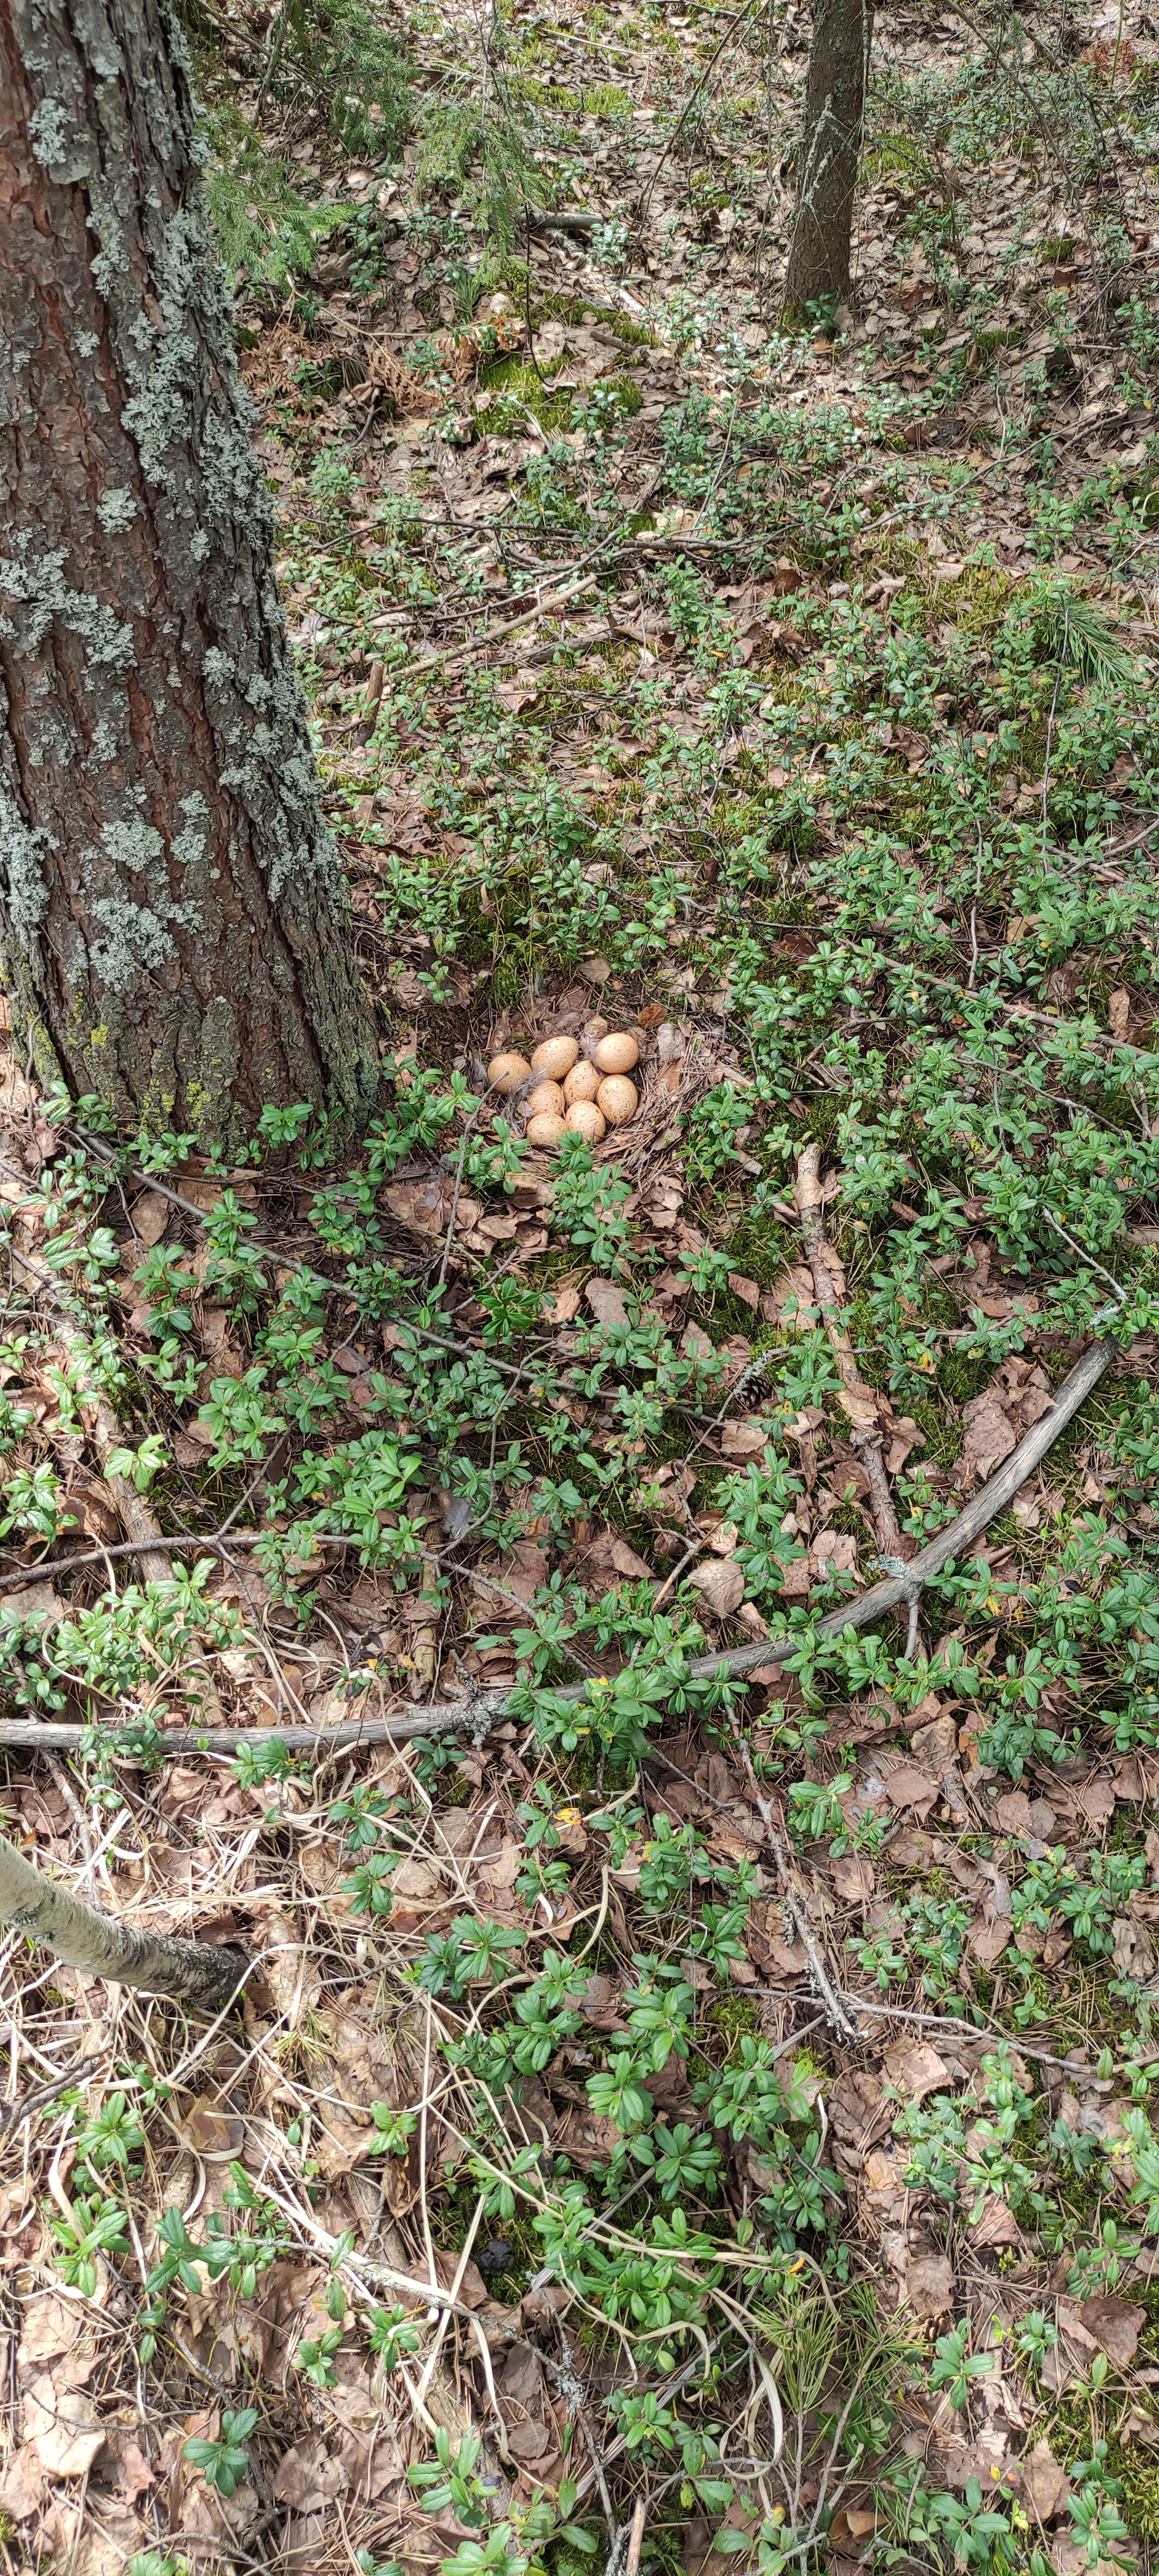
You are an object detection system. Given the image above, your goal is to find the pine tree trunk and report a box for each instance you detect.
[0,0,379,1154]
[783,0,874,312]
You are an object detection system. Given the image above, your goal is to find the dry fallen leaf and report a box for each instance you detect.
[581,1528,654,1584]
[1016,2437,1070,2521]
[609,1840,645,1891]
[905,2247,955,2317]
[578,1972,626,2031]
[111,2432,154,2504]
[475,1839,523,1890]
[837,1386,880,1431]
[471,1540,550,1610]
[315,2110,376,2180]
[586,1279,630,1328]
[993,1789,1035,1836]
[23,2369,105,2476]
[882,2039,951,2102]
[968,1915,1010,1968]
[273,2432,350,2509]
[882,1762,938,1816]
[719,1418,770,1460]
[177,2098,245,2158]
[0,2446,45,2521]
[1115,2402,1159,2448]
[1113,1916,1156,1980]
[68,2504,150,2576]
[16,2291,85,2368]
[129,1187,170,1246]
[830,1852,875,1905]
[551,1807,588,1857]
[686,1558,745,1619]
[968,2196,1023,2248]
[956,1390,1020,1482]
[1078,1775,1116,1831]
[391,1856,445,1900]
[433,2248,488,2307]
[810,1528,858,1577]
[1076,2292,1145,2368]
[885,1415,926,1473]
[909,1711,958,1776]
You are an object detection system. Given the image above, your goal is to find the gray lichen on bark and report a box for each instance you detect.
[783,0,875,311]
[0,0,377,1149]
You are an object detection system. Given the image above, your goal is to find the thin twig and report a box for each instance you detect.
[0,2055,100,2134]
[728,1718,862,2042]
[795,1142,902,1555]
[624,2496,649,2576]
[1042,1208,1128,1306]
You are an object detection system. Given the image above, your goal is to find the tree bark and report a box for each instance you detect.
[783,0,874,312]
[0,1830,249,2010]
[0,0,379,1154]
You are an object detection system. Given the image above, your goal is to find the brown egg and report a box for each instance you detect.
[487,1050,531,1094]
[563,1060,600,1104]
[527,1111,567,1147]
[596,1074,638,1125]
[526,1079,566,1120]
[530,1035,580,1080]
[565,1100,607,1143]
[583,1016,610,1042]
[595,1033,639,1075]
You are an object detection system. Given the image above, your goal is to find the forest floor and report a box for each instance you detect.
[5,3,1159,2575]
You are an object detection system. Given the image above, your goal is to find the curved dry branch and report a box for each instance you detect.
[0,1335,1116,1760]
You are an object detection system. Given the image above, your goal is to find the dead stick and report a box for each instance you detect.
[728,1715,862,2041]
[0,1529,330,1590]
[795,1142,902,1558]
[624,2497,649,2576]
[0,1335,1116,1757]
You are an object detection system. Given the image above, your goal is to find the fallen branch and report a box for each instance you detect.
[525,205,599,233]
[0,1330,1116,1757]
[0,1829,249,2011]
[687,1326,1117,1686]
[0,1710,451,1752]
[611,2496,649,2576]
[418,571,601,679]
[0,1530,264,1589]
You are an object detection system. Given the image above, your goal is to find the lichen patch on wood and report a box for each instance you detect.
[0,0,377,1149]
